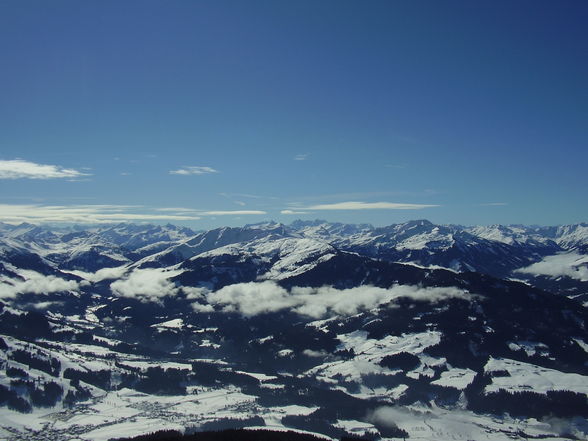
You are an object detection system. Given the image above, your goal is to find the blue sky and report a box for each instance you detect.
[0,1,586,228]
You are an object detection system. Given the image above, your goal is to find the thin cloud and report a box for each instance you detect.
[155,207,266,216]
[0,159,90,180]
[281,210,310,215]
[478,202,508,206]
[0,204,202,224]
[201,210,266,216]
[385,164,407,169]
[294,154,309,161]
[304,201,439,211]
[66,266,128,283]
[169,166,219,175]
[291,190,438,202]
[219,192,280,200]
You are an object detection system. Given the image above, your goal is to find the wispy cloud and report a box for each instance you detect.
[0,204,202,224]
[169,166,219,175]
[0,159,90,180]
[478,202,508,206]
[303,201,439,211]
[294,154,309,161]
[219,192,280,200]
[290,190,438,203]
[201,210,266,216]
[155,207,266,216]
[281,209,310,215]
[385,163,407,169]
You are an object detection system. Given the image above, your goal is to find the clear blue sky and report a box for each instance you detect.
[1,0,586,228]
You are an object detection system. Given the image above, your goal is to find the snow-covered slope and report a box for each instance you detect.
[1,220,588,440]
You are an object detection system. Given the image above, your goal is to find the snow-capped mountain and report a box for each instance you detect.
[1,220,588,441]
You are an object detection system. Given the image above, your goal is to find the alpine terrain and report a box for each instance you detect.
[1,220,587,441]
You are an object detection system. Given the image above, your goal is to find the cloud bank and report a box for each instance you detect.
[516,252,588,281]
[194,281,471,318]
[67,266,129,283]
[0,269,80,299]
[110,268,184,300]
[0,159,89,180]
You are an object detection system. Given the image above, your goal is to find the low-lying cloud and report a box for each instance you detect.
[516,252,588,281]
[0,269,80,299]
[68,266,129,283]
[110,268,184,300]
[194,281,471,318]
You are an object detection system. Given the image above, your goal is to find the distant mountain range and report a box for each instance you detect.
[1,220,587,440]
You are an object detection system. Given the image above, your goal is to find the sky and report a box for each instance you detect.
[0,0,587,229]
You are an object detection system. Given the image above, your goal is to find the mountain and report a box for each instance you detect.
[0,220,587,441]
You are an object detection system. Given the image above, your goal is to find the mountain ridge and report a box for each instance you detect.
[1,219,587,440]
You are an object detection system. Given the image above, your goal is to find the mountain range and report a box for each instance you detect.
[1,220,587,441]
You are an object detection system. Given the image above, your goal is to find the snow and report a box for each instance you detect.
[336,330,442,360]
[573,338,588,354]
[306,331,444,398]
[80,417,184,441]
[484,358,588,395]
[151,318,184,329]
[507,341,549,357]
[431,367,476,390]
[234,371,278,381]
[121,360,192,371]
[334,419,377,436]
[370,404,585,441]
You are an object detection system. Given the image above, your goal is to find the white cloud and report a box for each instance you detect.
[367,406,424,430]
[294,154,309,161]
[155,207,266,216]
[196,281,471,318]
[0,204,202,224]
[169,166,219,175]
[302,349,329,358]
[206,281,296,316]
[66,266,128,283]
[110,268,184,301]
[0,269,80,299]
[281,210,309,215]
[0,159,90,180]
[304,201,439,211]
[516,252,588,281]
[201,210,266,216]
